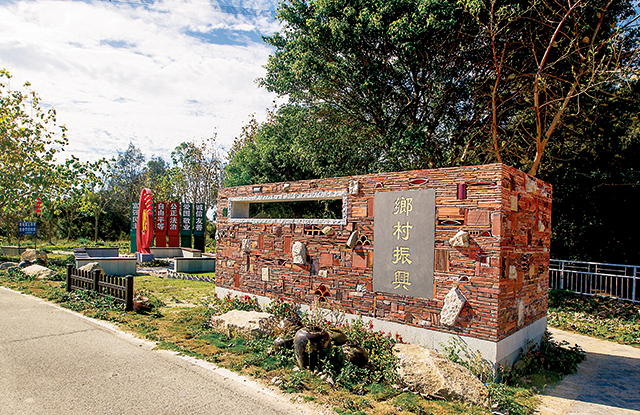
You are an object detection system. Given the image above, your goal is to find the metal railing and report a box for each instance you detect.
[549,259,639,303]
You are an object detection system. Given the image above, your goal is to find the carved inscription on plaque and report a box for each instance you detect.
[373,190,436,299]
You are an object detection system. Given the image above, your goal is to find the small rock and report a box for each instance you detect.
[517,299,525,327]
[348,180,359,195]
[291,241,307,265]
[440,287,467,327]
[241,239,252,253]
[0,262,18,270]
[321,226,335,236]
[78,262,105,275]
[21,264,57,280]
[210,309,276,339]
[20,249,48,265]
[449,230,470,248]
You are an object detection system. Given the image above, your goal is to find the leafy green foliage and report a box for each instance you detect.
[440,337,496,383]
[225,106,376,187]
[257,0,639,176]
[264,297,300,320]
[1,268,35,282]
[0,69,68,217]
[339,317,400,385]
[47,289,124,313]
[207,293,262,316]
[392,393,434,415]
[487,384,538,415]
[260,0,475,172]
[499,331,586,388]
[548,289,640,346]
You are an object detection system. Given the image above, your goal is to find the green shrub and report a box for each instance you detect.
[441,337,496,383]
[548,289,640,346]
[265,297,300,320]
[1,268,35,282]
[487,383,538,415]
[499,331,586,388]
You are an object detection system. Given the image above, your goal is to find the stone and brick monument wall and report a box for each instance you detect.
[215,163,552,365]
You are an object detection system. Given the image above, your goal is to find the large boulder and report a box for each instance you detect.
[210,309,276,339]
[21,264,57,280]
[78,262,105,275]
[393,343,489,407]
[20,249,48,265]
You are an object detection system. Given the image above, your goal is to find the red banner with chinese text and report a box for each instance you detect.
[155,202,167,247]
[167,202,180,247]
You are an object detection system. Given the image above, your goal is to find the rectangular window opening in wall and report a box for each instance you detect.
[227,191,348,225]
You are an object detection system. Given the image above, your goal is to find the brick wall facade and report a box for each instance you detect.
[215,163,551,342]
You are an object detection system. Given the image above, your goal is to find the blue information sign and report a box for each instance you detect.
[19,222,37,236]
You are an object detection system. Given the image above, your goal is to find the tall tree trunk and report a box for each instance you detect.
[94,209,100,242]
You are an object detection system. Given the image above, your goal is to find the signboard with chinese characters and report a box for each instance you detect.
[193,203,205,235]
[167,202,180,247]
[19,222,37,236]
[181,203,193,234]
[373,190,436,299]
[155,202,167,247]
[131,202,139,231]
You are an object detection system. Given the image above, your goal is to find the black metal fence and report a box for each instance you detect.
[66,264,134,311]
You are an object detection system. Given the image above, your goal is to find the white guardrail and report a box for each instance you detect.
[549,259,640,303]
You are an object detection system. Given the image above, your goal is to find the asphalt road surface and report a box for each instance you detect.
[0,287,322,415]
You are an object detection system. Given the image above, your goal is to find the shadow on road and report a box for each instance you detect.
[546,350,640,412]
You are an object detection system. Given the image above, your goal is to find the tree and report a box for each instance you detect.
[111,143,146,210]
[0,69,68,240]
[171,137,223,209]
[460,0,640,175]
[260,0,640,177]
[260,0,479,171]
[540,81,640,264]
[225,105,378,186]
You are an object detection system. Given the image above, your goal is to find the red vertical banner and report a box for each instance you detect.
[167,202,180,247]
[155,202,167,247]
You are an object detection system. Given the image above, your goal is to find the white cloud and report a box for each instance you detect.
[0,0,283,163]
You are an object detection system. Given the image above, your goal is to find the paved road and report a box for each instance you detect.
[537,328,640,415]
[0,287,323,415]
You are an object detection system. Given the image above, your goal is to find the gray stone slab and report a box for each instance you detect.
[373,189,436,299]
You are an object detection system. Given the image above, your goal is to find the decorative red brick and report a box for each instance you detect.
[284,236,291,254]
[353,251,367,268]
[216,163,551,343]
[468,209,490,226]
[320,253,332,267]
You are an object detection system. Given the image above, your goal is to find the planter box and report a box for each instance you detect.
[75,257,137,276]
[1,246,27,257]
[174,257,215,273]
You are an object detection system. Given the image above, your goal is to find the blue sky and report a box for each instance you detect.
[0,0,283,163]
